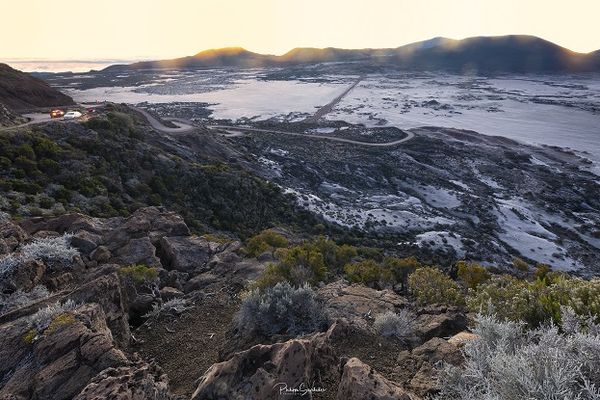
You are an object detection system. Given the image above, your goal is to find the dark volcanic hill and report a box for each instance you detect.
[105,35,600,74]
[0,63,74,111]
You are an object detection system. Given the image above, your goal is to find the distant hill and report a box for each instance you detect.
[105,35,600,74]
[0,63,74,111]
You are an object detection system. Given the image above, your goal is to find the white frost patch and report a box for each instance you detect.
[284,188,455,231]
[307,127,336,134]
[416,231,466,258]
[495,198,581,270]
[258,157,282,177]
[411,185,461,209]
[450,180,470,191]
[529,156,550,167]
[269,148,289,156]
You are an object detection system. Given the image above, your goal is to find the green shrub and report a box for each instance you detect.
[245,230,289,257]
[0,156,11,168]
[14,156,38,174]
[344,260,385,285]
[252,263,287,289]
[15,144,35,159]
[383,256,421,292]
[512,257,529,271]
[275,245,327,285]
[456,261,490,290]
[38,196,54,209]
[466,274,600,328]
[38,158,60,174]
[118,264,158,284]
[408,267,464,306]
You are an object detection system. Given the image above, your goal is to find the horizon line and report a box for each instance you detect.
[3,34,600,64]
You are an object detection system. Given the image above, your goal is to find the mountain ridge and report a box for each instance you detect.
[104,35,600,73]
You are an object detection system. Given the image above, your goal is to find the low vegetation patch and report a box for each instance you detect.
[0,285,50,314]
[435,311,600,400]
[408,266,464,307]
[235,282,328,337]
[373,309,415,341]
[244,229,289,257]
[20,234,79,263]
[143,298,192,320]
[118,264,159,284]
[27,299,78,333]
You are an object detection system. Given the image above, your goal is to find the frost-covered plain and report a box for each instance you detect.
[63,70,600,166]
[326,74,600,167]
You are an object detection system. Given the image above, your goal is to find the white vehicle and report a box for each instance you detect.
[63,111,82,120]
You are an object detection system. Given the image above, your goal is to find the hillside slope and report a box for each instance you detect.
[0,63,74,111]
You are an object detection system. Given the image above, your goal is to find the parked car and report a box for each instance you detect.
[63,111,82,120]
[50,109,65,118]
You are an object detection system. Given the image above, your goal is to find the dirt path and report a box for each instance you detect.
[304,75,364,123]
[209,124,415,147]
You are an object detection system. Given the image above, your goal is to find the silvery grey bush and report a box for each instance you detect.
[373,309,415,340]
[143,298,191,319]
[21,234,79,263]
[236,281,328,336]
[0,285,50,314]
[0,234,79,278]
[434,310,600,400]
[27,299,78,332]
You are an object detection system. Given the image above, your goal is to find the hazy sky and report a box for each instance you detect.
[2,0,600,61]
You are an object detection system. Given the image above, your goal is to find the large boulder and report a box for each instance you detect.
[74,360,173,400]
[337,358,416,400]
[103,207,189,249]
[414,306,467,341]
[395,337,464,396]
[112,237,161,267]
[318,280,407,330]
[192,329,337,400]
[0,304,129,400]
[158,236,217,273]
[68,273,131,348]
[0,218,28,254]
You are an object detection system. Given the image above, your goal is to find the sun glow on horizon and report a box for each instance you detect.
[1,0,599,64]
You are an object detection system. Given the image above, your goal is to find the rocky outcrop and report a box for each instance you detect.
[395,337,464,396]
[159,236,216,272]
[337,358,415,400]
[0,217,28,254]
[74,361,173,400]
[318,280,407,330]
[0,102,26,127]
[192,328,337,400]
[20,207,189,268]
[414,306,467,341]
[0,304,128,400]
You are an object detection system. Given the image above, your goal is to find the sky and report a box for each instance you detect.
[2,0,600,63]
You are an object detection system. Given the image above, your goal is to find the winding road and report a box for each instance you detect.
[207,124,415,147]
[132,106,195,133]
[132,105,415,147]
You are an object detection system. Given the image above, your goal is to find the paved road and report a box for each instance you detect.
[208,124,415,147]
[304,75,364,123]
[0,113,49,132]
[132,106,195,133]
